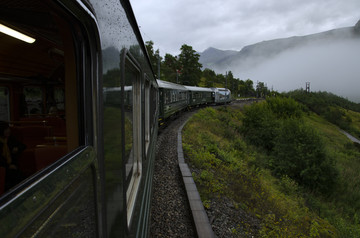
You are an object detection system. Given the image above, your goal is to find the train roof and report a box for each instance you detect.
[184,86,213,92]
[211,87,231,92]
[157,80,188,91]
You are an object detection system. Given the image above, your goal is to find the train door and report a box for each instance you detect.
[0,0,101,237]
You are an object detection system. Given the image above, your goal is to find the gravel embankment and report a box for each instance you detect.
[150,111,196,238]
[150,100,262,237]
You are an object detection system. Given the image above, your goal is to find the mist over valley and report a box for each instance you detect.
[199,20,360,102]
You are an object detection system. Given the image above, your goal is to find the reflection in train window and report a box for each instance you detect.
[0,0,81,192]
[0,87,10,121]
[23,86,43,115]
[124,53,142,226]
[144,77,150,155]
[0,1,98,237]
[52,87,65,112]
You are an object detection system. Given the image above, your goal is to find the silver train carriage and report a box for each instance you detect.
[212,87,232,104]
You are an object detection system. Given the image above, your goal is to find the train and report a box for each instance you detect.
[157,80,231,124]
[0,0,230,237]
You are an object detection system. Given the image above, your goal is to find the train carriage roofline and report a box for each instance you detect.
[184,85,213,92]
[157,79,188,91]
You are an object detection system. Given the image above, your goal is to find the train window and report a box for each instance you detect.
[23,86,44,115]
[150,83,158,133]
[0,0,83,189]
[0,0,98,237]
[0,87,10,121]
[52,87,65,112]
[144,76,150,155]
[123,52,142,225]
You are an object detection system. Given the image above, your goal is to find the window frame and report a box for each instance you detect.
[120,49,143,227]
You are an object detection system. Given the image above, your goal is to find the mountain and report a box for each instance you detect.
[199,20,360,102]
[198,47,237,69]
[200,25,359,71]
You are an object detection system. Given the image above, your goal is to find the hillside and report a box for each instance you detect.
[182,97,360,237]
[198,47,237,69]
[199,20,360,102]
[199,22,359,71]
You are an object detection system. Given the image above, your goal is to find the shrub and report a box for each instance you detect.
[266,96,303,119]
[270,119,337,194]
[241,102,279,151]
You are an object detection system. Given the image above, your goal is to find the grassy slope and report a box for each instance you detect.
[183,106,360,237]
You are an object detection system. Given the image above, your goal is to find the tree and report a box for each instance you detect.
[256,81,269,98]
[271,119,337,193]
[178,44,202,85]
[161,53,179,83]
[145,41,161,78]
[201,68,217,87]
[239,79,255,97]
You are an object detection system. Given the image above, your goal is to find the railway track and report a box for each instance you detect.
[150,100,261,237]
[150,111,197,237]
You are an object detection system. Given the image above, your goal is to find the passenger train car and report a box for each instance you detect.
[0,0,158,237]
[184,85,213,108]
[158,79,232,122]
[157,80,188,124]
[0,0,231,237]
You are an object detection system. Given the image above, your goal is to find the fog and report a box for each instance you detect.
[232,39,360,102]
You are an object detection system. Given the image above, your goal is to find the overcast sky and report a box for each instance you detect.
[130,0,360,56]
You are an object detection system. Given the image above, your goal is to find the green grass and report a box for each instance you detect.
[183,105,360,237]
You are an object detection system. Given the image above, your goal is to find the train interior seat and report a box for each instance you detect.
[10,121,68,177]
[34,145,67,171]
[11,126,53,148]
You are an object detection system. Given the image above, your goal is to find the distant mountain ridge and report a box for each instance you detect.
[198,47,237,69]
[199,21,360,72]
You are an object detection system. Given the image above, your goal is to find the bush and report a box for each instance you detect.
[241,97,338,194]
[266,96,303,119]
[241,102,279,151]
[270,119,337,194]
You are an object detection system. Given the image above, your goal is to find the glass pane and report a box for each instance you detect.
[22,168,97,238]
[124,68,134,185]
[23,87,43,116]
[0,147,96,238]
[54,88,65,111]
[0,87,10,121]
[124,57,142,225]
[103,67,124,235]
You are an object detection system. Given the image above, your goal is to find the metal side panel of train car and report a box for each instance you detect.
[93,0,159,237]
[157,80,188,120]
[184,86,213,107]
[0,0,158,237]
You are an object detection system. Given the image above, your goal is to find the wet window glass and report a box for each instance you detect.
[54,88,65,111]
[0,87,10,121]
[124,67,134,184]
[124,55,142,225]
[23,87,43,115]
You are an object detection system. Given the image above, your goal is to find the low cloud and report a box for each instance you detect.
[235,39,360,102]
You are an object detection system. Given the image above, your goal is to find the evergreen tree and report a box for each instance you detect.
[145,41,160,78]
[161,53,179,83]
[178,44,202,85]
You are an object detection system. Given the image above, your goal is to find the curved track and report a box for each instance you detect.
[150,111,196,238]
